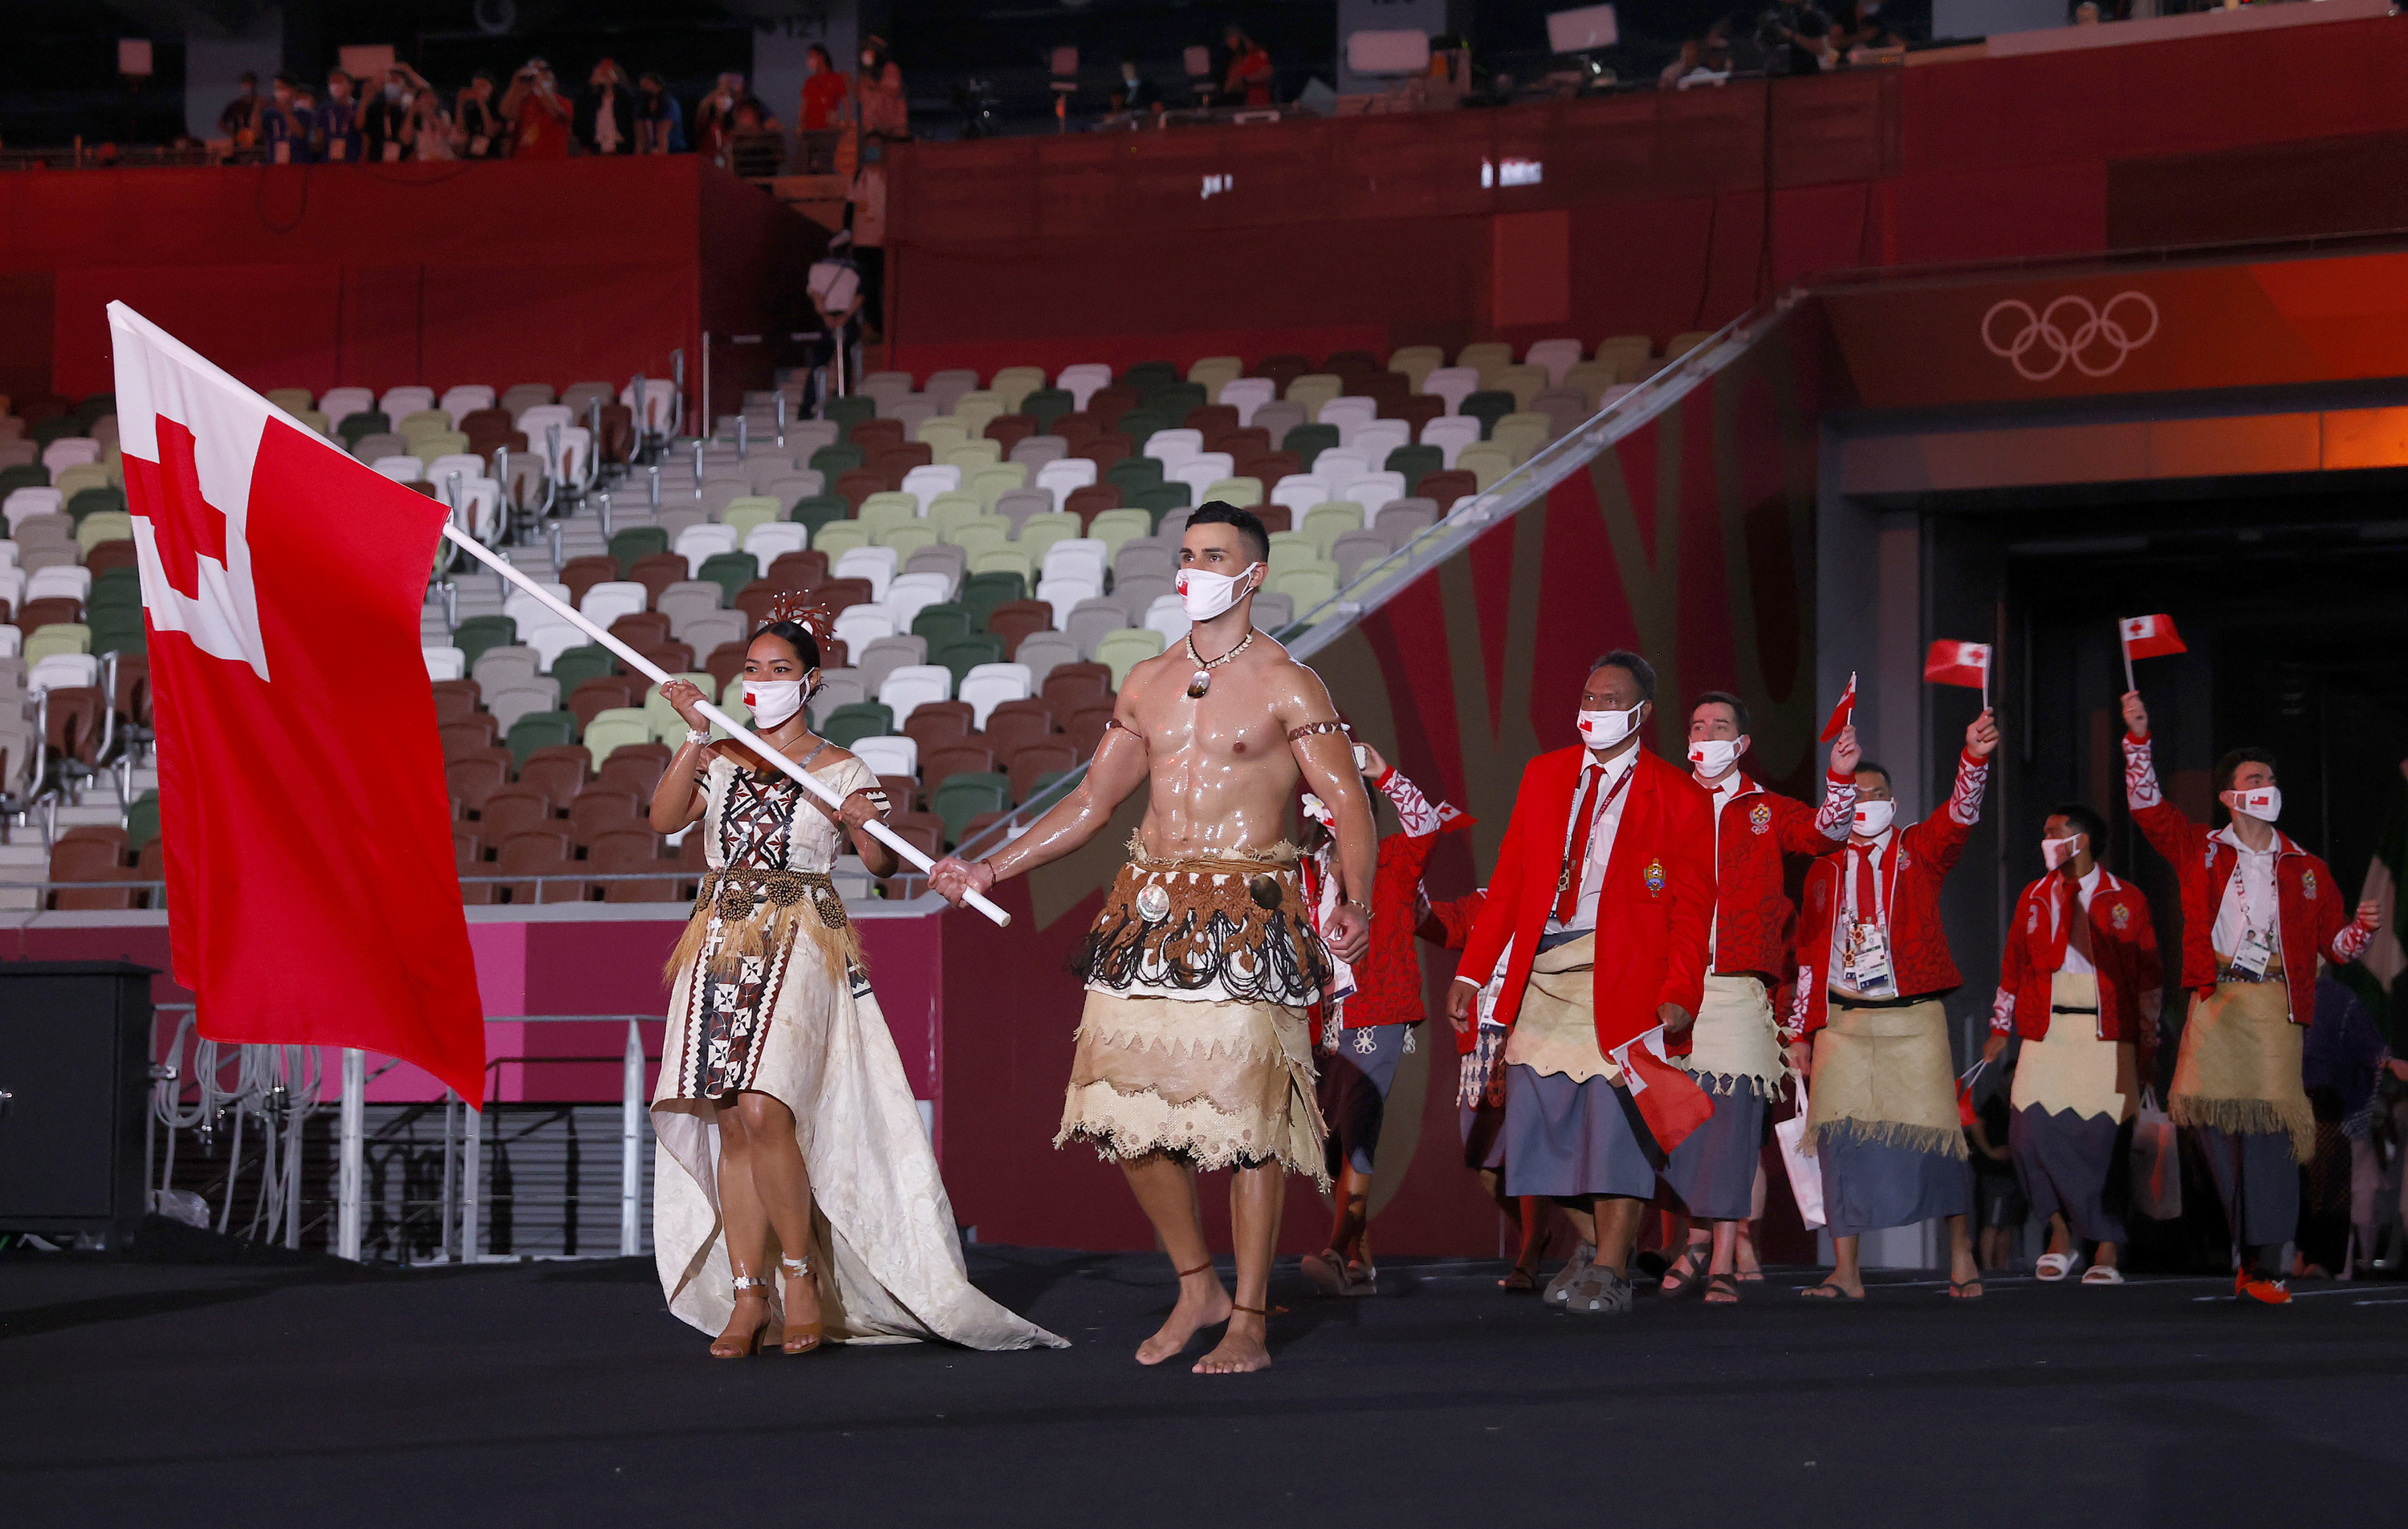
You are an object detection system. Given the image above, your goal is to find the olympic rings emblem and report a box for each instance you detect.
[1979,291,2159,381]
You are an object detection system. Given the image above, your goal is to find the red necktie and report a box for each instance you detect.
[1554,766,1601,925]
[1852,841,1880,927]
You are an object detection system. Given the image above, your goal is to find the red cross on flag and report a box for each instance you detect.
[1922,640,1993,689]
[2118,613,2186,661]
[112,303,486,1102]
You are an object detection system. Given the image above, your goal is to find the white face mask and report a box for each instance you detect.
[2042,832,2083,870]
[1176,563,1259,622]
[742,679,805,730]
[1577,703,1644,750]
[2230,785,2281,824]
[1853,799,1896,837]
[1687,738,1743,778]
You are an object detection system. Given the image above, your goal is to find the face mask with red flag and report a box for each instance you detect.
[112,303,486,1103]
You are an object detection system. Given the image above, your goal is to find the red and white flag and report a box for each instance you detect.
[112,303,485,1101]
[1820,671,1857,742]
[2118,613,2186,661]
[1922,640,1993,689]
[1608,1027,1714,1154]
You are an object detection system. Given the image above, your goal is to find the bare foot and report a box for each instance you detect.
[1192,1309,1271,1374]
[1136,1269,1232,1365]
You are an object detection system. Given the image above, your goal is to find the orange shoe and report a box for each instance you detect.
[2238,1273,2291,1305]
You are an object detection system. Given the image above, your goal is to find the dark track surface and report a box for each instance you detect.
[5,1241,2403,1525]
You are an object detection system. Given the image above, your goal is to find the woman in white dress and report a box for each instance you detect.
[649,610,1064,1358]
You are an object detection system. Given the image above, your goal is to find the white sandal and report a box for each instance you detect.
[2079,1264,2125,1286]
[2035,1250,2083,1282]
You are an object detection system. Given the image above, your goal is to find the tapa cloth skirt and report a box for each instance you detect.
[2171,979,2313,1163]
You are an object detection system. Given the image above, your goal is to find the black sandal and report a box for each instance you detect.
[1703,1273,1742,1305]
[1658,1242,1712,1299]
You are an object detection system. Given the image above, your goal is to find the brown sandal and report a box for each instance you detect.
[779,1255,824,1355]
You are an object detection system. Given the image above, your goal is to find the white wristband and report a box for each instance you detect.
[683,729,710,746]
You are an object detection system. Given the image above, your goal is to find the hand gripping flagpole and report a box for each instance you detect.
[441,525,1011,927]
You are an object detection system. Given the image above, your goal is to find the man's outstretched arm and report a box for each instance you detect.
[929,711,1150,905]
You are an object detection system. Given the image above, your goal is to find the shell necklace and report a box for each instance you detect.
[1185,629,1254,698]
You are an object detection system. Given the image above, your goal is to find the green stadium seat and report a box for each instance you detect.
[912,603,974,647]
[1282,423,1340,470]
[809,442,864,478]
[506,710,580,764]
[549,645,619,691]
[451,615,517,668]
[932,772,1012,846]
[935,635,1004,685]
[960,571,1025,625]
[824,396,878,435]
[1020,388,1074,433]
[697,552,758,605]
[1384,443,1443,494]
[821,701,894,750]
[1105,457,1165,495]
[1459,390,1515,437]
[336,410,390,447]
[608,526,669,571]
[1133,484,1190,526]
[126,790,161,851]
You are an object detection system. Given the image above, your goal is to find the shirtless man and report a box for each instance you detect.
[931,502,1376,1373]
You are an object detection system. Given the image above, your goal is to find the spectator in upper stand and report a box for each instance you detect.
[694,71,746,166]
[219,71,262,146]
[502,57,572,159]
[1659,38,1703,87]
[362,64,423,162]
[1222,26,1274,106]
[728,96,786,177]
[1760,0,1834,75]
[289,83,323,162]
[319,70,364,162]
[1837,0,1906,59]
[799,43,849,169]
[1117,59,1159,113]
[258,73,303,162]
[406,79,454,161]
[634,71,685,153]
[1701,18,1737,71]
[856,39,909,143]
[455,72,503,158]
[578,58,635,156]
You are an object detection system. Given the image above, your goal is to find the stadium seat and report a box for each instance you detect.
[821,701,894,750]
[1094,628,1164,688]
[932,774,1012,846]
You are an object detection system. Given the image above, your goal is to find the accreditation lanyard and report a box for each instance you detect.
[1556,760,1637,904]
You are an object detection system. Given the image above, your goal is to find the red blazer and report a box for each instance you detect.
[1710,770,1854,982]
[1989,868,2161,1059]
[2123,734,2370,1026]
[1455,746,1715,1057]
[1791,748,1989,1035]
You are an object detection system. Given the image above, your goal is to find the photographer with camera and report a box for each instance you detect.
[1759,0,1834,75]
[500,58,571,159]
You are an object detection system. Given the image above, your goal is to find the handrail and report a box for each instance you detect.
[946,286,1806,865]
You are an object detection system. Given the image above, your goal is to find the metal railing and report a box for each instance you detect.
[332,1015,660,1264]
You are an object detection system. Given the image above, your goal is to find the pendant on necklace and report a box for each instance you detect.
[1186,670,1212,699]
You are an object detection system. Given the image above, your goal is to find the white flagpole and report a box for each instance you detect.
[2119,624,2136,695]
[440,524,1012,927]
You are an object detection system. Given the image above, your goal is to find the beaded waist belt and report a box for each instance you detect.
[696,867,848,929]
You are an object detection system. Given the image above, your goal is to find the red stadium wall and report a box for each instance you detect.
[0,157,822,406]
[884,13,2408,371]
[930,315,1827,1257]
